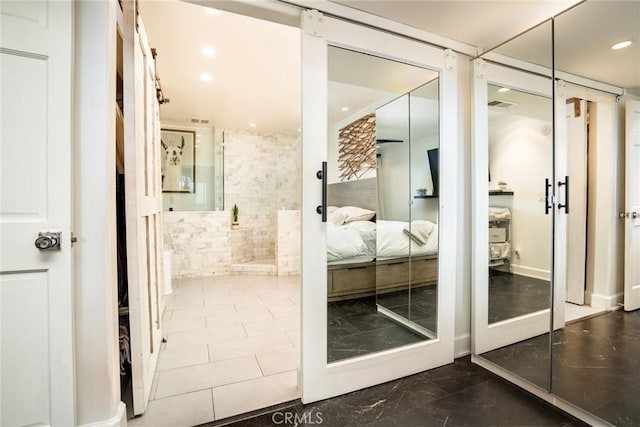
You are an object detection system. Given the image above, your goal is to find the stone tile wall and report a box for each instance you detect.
[164,130,301,278]
[276,210,301,276]
[163,211,231,278]
[224,130,300,262]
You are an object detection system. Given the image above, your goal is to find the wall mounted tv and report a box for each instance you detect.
[427,148,439,196]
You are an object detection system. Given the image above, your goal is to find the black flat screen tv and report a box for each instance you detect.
[427,148,439,196]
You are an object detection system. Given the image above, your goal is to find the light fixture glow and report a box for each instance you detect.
[200,72,213,82]
[204,7,221,15]
[341,107,349,112]
[497,87,510,93]
[202,45,216,57]
[249,123,256,128]
[611,40,633,50]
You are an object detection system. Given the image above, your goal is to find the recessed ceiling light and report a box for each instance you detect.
[249,123,256,128]
[497,87,510,93]
[341,107,349,111]
[204,7,221,16]
[202,45,216,57]
[611,40,633,50]
[200,72,213,82]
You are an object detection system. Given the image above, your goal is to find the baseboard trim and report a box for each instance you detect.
[78,402,127,427]
[589,291,623,310]
[454,333,471,358]
[511,264,550,281]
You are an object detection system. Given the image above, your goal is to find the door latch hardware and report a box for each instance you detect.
[35,232,62,251]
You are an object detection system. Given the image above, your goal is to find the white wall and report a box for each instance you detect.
[73,1,124,425]
[455,57,472,356]
[489,114,553,279]
[586,101,625,308]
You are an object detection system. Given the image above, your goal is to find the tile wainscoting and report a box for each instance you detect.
[164,210,300,279]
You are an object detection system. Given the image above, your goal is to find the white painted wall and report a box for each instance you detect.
[488,114,553,279]
[73,1,125,425]
[586,101,625,308]
[455,57,472,356]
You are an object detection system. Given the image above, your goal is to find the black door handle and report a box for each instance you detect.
[558,176,569,214]
[545,178,552,215]
[316,161,327,222]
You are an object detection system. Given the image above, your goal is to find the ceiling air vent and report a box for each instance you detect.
[488,99,517,108]
[190,117,210,124]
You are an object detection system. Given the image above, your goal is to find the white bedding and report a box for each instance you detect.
[327,219,438,264]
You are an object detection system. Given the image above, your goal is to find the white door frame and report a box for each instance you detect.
[301,10,459,403]
[624,100,640,311]
[471,60,566,355]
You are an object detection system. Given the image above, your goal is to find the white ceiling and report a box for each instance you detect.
[140,0,639,133]
[139,0,301,132]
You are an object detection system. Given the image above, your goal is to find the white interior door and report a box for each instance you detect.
[0,1,75,425]
[301,10,458,403]
[124,4,164,415]
[472,60,560,355]
[624,100,640,311]
[565,99,587,305]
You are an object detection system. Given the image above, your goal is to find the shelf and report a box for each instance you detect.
[489,190,514,196]
[414,195,438,199]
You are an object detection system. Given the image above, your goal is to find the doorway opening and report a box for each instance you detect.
[127,2,302,425]
[565,98,608,323]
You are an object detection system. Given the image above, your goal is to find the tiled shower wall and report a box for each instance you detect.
[163,130,301,278]
[224,130,301,261]
[163,211,231,278]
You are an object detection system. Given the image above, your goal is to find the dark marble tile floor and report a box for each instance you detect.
[489,271,551,323]
[327,293,429,362]
[482,309,640,427]
[202,356,587,427]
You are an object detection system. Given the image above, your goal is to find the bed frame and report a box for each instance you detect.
[327,178,438,301]
[328,254,438,301]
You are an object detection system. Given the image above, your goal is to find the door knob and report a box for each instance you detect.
[619,211,639,219]
[35,232,62,251]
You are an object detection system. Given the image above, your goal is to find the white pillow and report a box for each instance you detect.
[334,206,375,223]
[327,206,339,214]
[345,220,377,232]
[327,225,368,262]
[328,211,347,225]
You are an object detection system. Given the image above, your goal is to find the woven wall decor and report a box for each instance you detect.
[338,113,376,181]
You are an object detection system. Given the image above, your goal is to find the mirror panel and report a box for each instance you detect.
[549,2,640,425]
[408,80,439,334]
[473,21,554,392]
[326,46,438,362]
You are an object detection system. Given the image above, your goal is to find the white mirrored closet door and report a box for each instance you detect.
[471,52,559,391]
[300,10,458,403]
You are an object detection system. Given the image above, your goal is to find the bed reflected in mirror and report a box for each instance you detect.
[325,45,440,362]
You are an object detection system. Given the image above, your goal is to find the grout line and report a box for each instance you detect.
[254,354,266,377]
[211,388,216,421]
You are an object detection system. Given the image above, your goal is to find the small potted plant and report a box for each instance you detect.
[231,204,240,229]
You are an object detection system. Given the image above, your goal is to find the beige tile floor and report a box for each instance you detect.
[129,275,301,427]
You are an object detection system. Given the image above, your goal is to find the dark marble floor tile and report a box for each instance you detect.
[488,272,550,323]
[327,322,427,362]
[478,310,640,426]
[420,357,495,395]
[223,356,583,427]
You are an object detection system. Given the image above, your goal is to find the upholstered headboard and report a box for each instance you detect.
[327,178,377,212]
